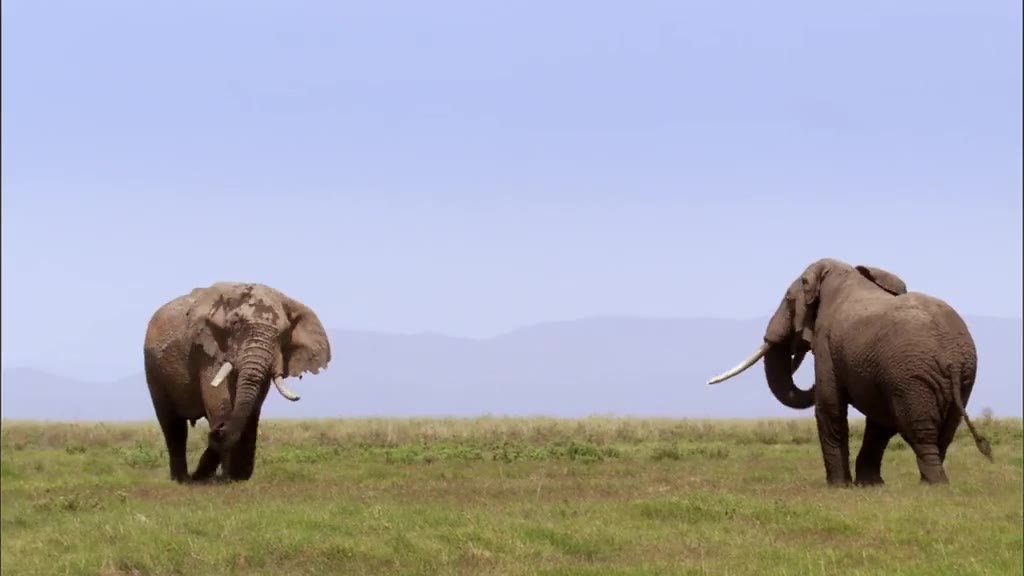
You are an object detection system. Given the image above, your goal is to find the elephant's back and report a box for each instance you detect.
[889,293,976,353]
[871,294,978,380]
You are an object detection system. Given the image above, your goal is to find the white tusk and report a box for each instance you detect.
[707,342,771,385]
[273,376,301,401]
[208,362,233,388]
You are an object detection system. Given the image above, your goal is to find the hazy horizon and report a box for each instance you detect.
[3,311,1022,382]
[2,311,1024,383]
[4,315,1021,421]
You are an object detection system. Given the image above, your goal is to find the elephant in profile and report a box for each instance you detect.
[143,282,331,483]
[707,258,991,486]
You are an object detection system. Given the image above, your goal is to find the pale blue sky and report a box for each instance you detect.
[2,0,1021,381]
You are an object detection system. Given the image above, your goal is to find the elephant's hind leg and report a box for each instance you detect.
[854,419,896,486]
[934,405,964,472]
[898,419,949,485]
[893,386,949,484]
[910,441,949,484]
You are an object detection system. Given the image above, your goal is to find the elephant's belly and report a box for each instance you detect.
[168,388,207,422]
[847,386,897,427]
[161,367,234,424]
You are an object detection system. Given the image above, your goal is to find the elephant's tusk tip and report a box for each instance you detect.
[272,376,302,401]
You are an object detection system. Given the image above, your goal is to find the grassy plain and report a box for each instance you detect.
[1,416,1021,576]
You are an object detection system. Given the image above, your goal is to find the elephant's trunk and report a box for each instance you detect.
[224,323,276,447]
[763,344,815,410]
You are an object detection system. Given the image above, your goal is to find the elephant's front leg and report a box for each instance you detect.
[854,418,896,486]
[155,412,190,483]
[191,446,222,483]
[812,354,852,486]
[815,403,852,486]
[196,366,234,483]
[225,385,269,482]
[226,410,262,481]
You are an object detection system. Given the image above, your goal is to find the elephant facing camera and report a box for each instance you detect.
[143,282,332,484]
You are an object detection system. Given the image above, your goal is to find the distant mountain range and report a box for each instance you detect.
[2,316,1021,421]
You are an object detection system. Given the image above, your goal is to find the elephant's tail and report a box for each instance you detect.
[951,367,993,462]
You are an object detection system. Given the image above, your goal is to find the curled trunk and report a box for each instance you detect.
[763,344,815,409]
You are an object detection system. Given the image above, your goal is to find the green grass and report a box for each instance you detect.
[2,416,1021,575]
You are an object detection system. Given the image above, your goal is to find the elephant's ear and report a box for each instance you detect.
[186,288,230,360]
[800,261,827,307]
[795,261,829,346]
[855,265,907,296]
[282,296,332,378]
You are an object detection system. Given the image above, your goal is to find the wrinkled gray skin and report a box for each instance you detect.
[143,282,331,483]
[708,258,992,487]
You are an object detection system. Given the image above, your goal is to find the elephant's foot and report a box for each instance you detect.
[169,463,191,484]
[918,472,950,485]
[169,467,193,484]
[185,473,234,486]
[915,452,950,485]
[173,475,210,486]
[854,475,885,487]
[825,474,853,488]
[188,474,225,485]
[854,465,885,487]
[191,447,222,483]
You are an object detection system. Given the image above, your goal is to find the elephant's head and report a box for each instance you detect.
[706,258,907,409]
[185,282,331,451]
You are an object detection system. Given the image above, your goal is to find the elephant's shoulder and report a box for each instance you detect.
[149,294,190,323]
[146,294,197,342]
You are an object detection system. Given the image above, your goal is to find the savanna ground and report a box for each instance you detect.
[1,416,1021,576]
